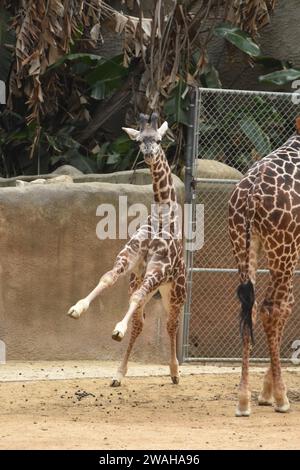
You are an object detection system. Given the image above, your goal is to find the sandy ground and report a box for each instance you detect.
[0,361,300,450]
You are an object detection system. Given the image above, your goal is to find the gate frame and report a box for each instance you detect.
[179,86,300,364]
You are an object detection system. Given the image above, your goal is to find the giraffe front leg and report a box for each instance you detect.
[258,302,292,407]
[67,246,140,319]
[67,269,118,319]
[261,303,290,413]
[68,298,90,319]
[258,367,274,406]
[167,316,180,384]
[161,281,185,385]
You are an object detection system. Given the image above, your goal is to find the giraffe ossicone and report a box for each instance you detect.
[68,112,186,387]
[229,116,300,416]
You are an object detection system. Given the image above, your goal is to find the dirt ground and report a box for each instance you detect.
[0,363,299,450]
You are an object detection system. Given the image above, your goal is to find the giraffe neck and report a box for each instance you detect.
[149,148,179,238]
[149,148,177,206]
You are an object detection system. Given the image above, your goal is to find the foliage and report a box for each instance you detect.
[197,95,292,173]
[214,23,261,57]
[259,68,300,86]
[0,0,280,177]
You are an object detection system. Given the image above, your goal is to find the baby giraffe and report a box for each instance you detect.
[68,113,186,386]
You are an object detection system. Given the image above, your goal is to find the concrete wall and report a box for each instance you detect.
[0,169,185,361]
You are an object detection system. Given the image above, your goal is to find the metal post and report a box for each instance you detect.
[177,87,199,364]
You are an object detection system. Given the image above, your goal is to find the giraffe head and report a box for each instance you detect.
[296,117,300,134]
[122,113,168,164]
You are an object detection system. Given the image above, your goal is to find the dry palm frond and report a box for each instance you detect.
[125,1,222,111]
[121,0,136,10]
[77,0,279,145]
[228,0,277,37]
[78,0,219,140]
[1,0,279,162]
[4,0,278,125]
[5,0,104,124]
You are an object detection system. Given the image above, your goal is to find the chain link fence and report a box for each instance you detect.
[182,87,300,362]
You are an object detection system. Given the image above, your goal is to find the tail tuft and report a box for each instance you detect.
[237,280,255,344]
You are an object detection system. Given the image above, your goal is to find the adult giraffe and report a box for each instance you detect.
[229,117,300,416]
[68,113,186,386]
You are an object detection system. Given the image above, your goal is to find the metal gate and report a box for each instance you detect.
[181,87,300,362]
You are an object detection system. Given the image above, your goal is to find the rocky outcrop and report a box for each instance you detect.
[194,159,243,180]
[52,165,84,177]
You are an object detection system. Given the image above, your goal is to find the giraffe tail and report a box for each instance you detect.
[236,206,255,344]
[236,170,263,345]
[237,280,255,344]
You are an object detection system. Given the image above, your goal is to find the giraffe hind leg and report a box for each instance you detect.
[111,268,165,342]
[160,281,185,385]
[261,296,293,412]
[260,246,297,413]
[258,368,274,406]
[233,235,260,417]
[110,263,167,385]
[261,300,290,412]
[258,291,293,406]
[111,308,145,387]
[111,272,145,386]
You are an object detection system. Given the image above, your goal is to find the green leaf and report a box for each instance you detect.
[200,64,222,88]
[85,55,126,85]
[90,77,122,100]
[90,82,106,100]
[259,68,300,85]
[164,80,189,126]
[86,55,127,99]
[214,23,261,57]
[91,142,110,172]
[106,151,121,166]
[239,115,272,157]
[47,52,105,71]
[117,149,136,171]
[110,135,132,155]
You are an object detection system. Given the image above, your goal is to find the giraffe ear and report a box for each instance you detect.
[157,121,168,139]
[122,127,140,140]
[296,117,300,134]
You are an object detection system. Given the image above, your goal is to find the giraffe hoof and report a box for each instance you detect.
[110,379,121,387]
[171,376,179,385]
[274,402,290,413]
[112,330,124,342]
[235,407,250,417]
[67,299,89,319]
[258,396,273,406]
